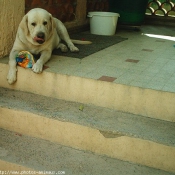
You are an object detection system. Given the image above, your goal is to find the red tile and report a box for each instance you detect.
[98,76,117,82]
[43,65,49,70]
[125,59,139,63]
[142,49,153,52]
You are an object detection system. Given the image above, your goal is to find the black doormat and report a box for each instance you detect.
[52,32,128,59]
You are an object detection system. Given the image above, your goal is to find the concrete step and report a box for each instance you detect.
[0,128,174,175]
[0,87,175,173]
[0,61,175,122]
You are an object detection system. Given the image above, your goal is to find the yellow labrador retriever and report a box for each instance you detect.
[7,8,91,84]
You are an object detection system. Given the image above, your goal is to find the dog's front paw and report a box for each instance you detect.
[70,46,79,52]
[32,62,43,73]
[7,69,17,84]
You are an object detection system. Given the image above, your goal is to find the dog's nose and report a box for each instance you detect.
[37,32,45,39]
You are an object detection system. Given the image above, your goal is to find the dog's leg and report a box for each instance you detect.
[32,50,52,73]
[55,20,79,52]
[7,50,19,84]
[57,43,68,52]
[61,31,79,52]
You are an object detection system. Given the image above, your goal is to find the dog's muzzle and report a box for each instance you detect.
[34,32,45,44]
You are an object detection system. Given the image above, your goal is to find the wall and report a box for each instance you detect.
[0,0,24,58]
[25,0,88,30]
[25,0,77,23]
[87,0,109,12]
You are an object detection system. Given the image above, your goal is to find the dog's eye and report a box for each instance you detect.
[43,21,47,25]
[31,22,36,26]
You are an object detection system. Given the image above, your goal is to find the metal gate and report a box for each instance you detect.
[146,0,175,17]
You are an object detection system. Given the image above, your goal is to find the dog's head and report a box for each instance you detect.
[19,8,55,45]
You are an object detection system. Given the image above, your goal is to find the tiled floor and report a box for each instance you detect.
[46,25,175,93]
[1,25,175,93]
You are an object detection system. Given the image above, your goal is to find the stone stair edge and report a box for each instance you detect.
[0,128,174,175]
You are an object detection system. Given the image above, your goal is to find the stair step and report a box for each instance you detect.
[0,128,174,175]
[0,61,175,122]
[0,87,175,173]
[0,87,174,147]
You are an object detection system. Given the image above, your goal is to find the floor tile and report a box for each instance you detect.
[98,76,117,82]
[125,59,140,63]
[142,49,154,52]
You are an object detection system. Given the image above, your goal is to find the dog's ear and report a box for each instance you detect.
[19,15,29,35]
[49,14,56,33]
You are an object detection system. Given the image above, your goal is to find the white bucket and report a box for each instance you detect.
[87,12,120,36]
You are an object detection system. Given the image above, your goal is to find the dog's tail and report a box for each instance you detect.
[71,39,92,45]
